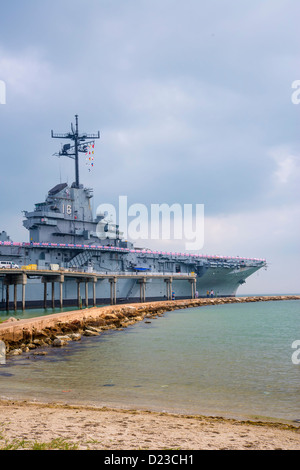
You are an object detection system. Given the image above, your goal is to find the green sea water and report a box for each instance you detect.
[1,300,300,422]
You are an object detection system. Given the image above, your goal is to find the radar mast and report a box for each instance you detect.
[51,115,100,188]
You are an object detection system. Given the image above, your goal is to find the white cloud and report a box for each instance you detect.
[271,150,300,185]
[0,48,51,101]
[203,203,300,257]
[203,204,300,294]
[263,148,300,214]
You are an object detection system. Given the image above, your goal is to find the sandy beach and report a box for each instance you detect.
[0,399,299,450]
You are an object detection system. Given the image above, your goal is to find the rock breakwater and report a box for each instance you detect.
[1,295,299,356]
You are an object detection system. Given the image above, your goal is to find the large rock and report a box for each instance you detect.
[101,313,118,321]
[9,348,22,355]
[52,337,68,347]
[2,317,18,323]
[68,332,82,341]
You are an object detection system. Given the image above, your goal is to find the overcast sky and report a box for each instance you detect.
[0,0,299,294]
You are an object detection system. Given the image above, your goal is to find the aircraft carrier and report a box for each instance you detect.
[0,116,266,309]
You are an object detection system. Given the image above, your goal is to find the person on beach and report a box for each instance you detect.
[210,290,214,297]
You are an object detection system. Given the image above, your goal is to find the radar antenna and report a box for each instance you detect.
[51,115,100,188]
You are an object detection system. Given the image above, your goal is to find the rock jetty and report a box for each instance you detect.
[0,295,299,356]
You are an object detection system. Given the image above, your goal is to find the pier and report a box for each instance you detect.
[0,268,197,311]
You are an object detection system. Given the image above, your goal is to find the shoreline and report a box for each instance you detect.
[0,398,299,450]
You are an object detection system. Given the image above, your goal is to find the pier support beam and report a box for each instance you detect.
[77,281,81,308]
[14,283,17,311]
[5,284,9,311]
[189,278,197,299]
[59,280,63,309]
[164,278,172,300]
[5,273,27,312]
[85,280,89,308]
[43,281,47,309]
[93,278,97,307]
[22,281,26,311]
[51,282,55,309]
[45,274,64,310]
[138,278,146,303]
[109,278,117,305]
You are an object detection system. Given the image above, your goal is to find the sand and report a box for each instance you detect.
[0,399,299,450]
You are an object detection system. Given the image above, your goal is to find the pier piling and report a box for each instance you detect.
[14,284,17,311]
[138,278,146,303]
[85,280,89,308]
[93,278,97,307]
[109,277,117,305]
[43,281,47,309]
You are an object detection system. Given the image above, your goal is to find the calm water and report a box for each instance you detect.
[0,305,109,320]
[1,300,300,422]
